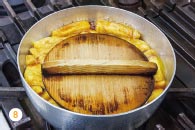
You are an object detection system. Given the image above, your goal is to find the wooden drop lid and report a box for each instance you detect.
[42,34,155,115]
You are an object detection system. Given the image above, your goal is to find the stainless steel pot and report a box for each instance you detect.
[17,5,176,130]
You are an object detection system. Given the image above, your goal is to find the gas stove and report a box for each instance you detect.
[0,0,195,130]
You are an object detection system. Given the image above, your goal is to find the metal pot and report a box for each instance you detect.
[17,5,176,130]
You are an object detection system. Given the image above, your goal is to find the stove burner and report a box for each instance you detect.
[117,0,142,12]
[102,0,142,12]
[73,0,103,5]
[118,0,139,5]
[0,0,46,16]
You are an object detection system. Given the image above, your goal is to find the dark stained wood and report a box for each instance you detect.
[42,34,154,115]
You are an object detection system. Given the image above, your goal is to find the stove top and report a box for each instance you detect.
[0,0,195,130]
[0,0,46,16]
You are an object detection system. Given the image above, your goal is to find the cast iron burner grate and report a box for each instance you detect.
[0,0,195,129]
[0,0,46,16]
[101,0,143,12]
[138,88,195,130]
[0,87,52,130]
[138,0,195,87]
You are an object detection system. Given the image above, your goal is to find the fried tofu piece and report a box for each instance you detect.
[129,39,151,52]
[96,20,141,39]
[155,80,166,89]
[27,37,65,105]
[144,49,158,58]
[33,37,64,51]
[24,64,44,86]
[144,50,166,89]
[31,85,43,95]
[123,39,166,89]
[30,37,64,63]
[29,48,39,58]
[26,55,37,65]
[148,56,166,89]
[147,89,163,102]
[52,21,91,37]
[148,56,165,82]
[25,64,59,105]
[80,30,97,34]
[48,98,59,106]
[40,91,51,100]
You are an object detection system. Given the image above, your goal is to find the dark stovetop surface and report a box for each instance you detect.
[0,0,195,129]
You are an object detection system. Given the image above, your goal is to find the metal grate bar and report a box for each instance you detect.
[2,0,27,34]
[49,0,61,10]
[0,99,31,129]
[169,88,195,93]
[138,8,195,67]
[0,87,26,98]
[0,30,17,64]
[50,0,73,10]
[155,124,165,130]
[3,43,17,64]
[24,0,43,20]
[175,5,195,27]
[160,6,195,45]
[177,113,195,130]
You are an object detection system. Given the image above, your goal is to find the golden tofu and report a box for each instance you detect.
[127,39,166,88]
[48,98,59,106]
[31,37,64,63]
[80,30,97,34]
[26,55,37,65]
[155,80,166,89]
[31,85,43,95]
[144,49,158,58]
[29,48,39,58]
[129,39,151,52]
[148,56,165,82]
[40,91,51,100]
[133,29,141,39]
[24,64,44,86]
[147,89,164,102]
[126,38,166,89]
[33,37,64,49]
[144,50,166,89]
[52,21,91,37]
[96,20,141,39]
